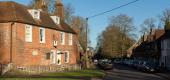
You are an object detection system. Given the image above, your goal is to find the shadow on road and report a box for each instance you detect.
[113,64,137,71]
[103,63,168,80]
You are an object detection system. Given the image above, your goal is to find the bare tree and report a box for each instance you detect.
[96,14,135,58]
[64,3,75,25]
[28,0,55,13]
[28,0,42,9]
[109,14,134,35]
[109,14,135,57]
[160,8,170,30]
[140,18,156,34]
[71,16,89,52]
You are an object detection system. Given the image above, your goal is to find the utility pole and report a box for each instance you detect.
[85,18,90,68]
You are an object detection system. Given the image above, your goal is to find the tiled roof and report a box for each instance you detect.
[0,1,37,25]
[60,20,76,34]
[38,12,61,30]
[0,1,77,33]
[159,30,170,40]
[154,29,165,40]
[132,29,165,55]
[50,14,77,34]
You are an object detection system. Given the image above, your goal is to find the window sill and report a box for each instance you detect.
[40,42,45,44]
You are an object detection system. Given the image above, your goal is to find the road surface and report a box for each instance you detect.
[103,64,169,80]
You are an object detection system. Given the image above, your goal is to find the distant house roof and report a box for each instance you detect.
[154,29,165,40]
[143,29,165,42]
[0,1,76,34]
[131,29,165,57]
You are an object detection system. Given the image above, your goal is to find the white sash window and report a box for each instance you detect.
[69,34,73,45]
[60,32,65,45]
[64,51,69,63]
[39,27,45,43]
[25,25,32,42]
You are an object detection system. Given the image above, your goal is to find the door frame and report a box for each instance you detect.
[50,50,56,64]
[56,51,62,65]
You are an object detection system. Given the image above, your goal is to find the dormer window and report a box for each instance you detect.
[50,16,60,25]
[28,9,40,20]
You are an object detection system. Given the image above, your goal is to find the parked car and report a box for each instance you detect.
[114,59,121,64]
[93,59,98,64]
[98,59,113,70]
[138,61,159,72]
[132,60,140,68]
[126,60,134,66]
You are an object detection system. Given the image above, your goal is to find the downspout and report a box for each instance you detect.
[10,22,15,63]
[10,2,17,63]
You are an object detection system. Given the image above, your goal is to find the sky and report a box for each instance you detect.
[1,0,170,48]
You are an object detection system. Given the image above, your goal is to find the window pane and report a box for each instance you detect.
[60,32,65,45]
[65,52,69,63]
[39,28,45,43]
[25,25,32,42]
[69,34,73,45]
[46,53,50,60]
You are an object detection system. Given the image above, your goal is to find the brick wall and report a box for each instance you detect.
[0,22,79,67]
[0,23,12,64]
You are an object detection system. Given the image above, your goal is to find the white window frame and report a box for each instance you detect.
[64,51,69,63]
[60,32,65,45]
[39,27,45,43]
[56,51,62,65]
[50,16,60,25]
[25,25,32,42]
[50,50,56,64]
[69,34,73,45]
[53,41,58,46]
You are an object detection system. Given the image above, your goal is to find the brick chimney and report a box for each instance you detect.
[34,0,48,12]
[55,0,64,20]
[41,0,48,12]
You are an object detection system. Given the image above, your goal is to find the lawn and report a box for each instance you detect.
[0,70,105,80]
[42,70,105,77]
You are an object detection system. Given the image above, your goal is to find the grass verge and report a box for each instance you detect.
[0,69,105,80]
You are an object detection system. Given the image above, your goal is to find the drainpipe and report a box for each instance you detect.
[10,22,15,63]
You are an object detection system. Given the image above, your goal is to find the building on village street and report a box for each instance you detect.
[128,28,170,70]
[129,29,165,62]
[159,30,170,70]
[0,0,81,74]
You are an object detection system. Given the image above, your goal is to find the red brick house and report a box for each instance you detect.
[0,1,80,73]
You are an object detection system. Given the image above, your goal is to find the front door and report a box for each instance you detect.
[56,51,62,65]
[50,50,56,64]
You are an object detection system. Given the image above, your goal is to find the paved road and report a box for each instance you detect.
[103,64,169,80]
